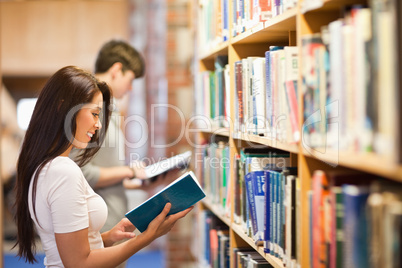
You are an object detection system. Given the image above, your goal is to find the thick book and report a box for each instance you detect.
[142,150,191,178]
[125,171,206,233]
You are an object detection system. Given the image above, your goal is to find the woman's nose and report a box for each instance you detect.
[95,119,102,129]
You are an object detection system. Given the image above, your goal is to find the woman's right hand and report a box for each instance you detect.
[143,203,193,240]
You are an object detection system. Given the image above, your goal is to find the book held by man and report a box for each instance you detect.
[125,170,206,233]
[143,150,192,178]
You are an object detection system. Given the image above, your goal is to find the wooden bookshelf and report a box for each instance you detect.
[193,0,402,267]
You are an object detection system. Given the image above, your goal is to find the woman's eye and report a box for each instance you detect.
[92,113,99,118]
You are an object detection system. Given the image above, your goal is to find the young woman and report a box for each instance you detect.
[14,66,192,267]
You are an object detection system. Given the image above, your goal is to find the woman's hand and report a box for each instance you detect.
[142,203,193,240]
[102,218,136,247]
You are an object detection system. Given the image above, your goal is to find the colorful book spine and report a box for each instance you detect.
[342,184,370,268]
[312,170,330,268]
[245,170,266,245]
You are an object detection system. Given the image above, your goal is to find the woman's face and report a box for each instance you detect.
[72,91,103,149]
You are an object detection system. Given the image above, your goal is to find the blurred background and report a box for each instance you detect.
[0,0,196,267]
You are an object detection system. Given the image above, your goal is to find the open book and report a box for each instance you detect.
[143,150,192,178]
[125,171,205,233]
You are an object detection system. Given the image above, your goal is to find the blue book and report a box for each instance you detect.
[263,168,281,254]
[263,169,272,253]
[125,171,206,233]
[342,184,370,268]
[245,170,265,245]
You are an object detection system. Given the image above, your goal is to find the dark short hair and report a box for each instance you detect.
[94,40,145,78]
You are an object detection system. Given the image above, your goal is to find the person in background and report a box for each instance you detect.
[14,66,192,267]
[70,40,157,235]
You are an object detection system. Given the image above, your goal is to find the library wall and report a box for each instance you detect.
[165,1,195,267]
[0,0,129,77]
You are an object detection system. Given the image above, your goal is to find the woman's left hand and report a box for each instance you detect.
[103,218,136,246]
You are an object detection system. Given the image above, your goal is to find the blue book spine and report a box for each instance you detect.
[239,0,244,33]
[252,170,266,243]
[222,0,229,42]
[270,170,277,255]
[251,62,258,134]
[272,170,278,256]
[280,172,286,259]
[263,169,271,253]
[245,172,258,237]
[342,185,370,268]
[276,171,281,258]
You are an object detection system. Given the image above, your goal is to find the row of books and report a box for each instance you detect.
[233,47,299,143]
[197,210,274,268]
[301,3,399,161]
[195,45,300,144]
[195,56,230,129]
[197,2,400,163]
[198,144,402,268]
[309,170,402,268]
[233,248,274,268]
[232,0,297,37]
[201,140,231,216]
[199,211,230,268]
[201,145,298,265]
[197,0,229,55]
[234,148,298,267]
[197,0,298,53]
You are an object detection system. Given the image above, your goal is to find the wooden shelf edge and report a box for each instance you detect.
[231,223,284,268]
[198,127,230,137]
[199,41,229,61]
[301,148,402,182]
[231,8,297,45]
[301,0,367,13]
[264,7,297,30]
[232,132,299,153]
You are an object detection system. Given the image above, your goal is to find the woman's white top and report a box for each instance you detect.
[28,156,108,267]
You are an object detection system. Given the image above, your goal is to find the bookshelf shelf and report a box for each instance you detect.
[198,127,230,137]
[301,0,367,13]
[200,41,229,61]
[302,148,402,182]
[264,8,297,31]
[232,8,296,45]
[232,132,299,154]
[193,0,402,267]
[231,223,284,268]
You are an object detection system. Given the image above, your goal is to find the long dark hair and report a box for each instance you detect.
[14,66,112,263]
